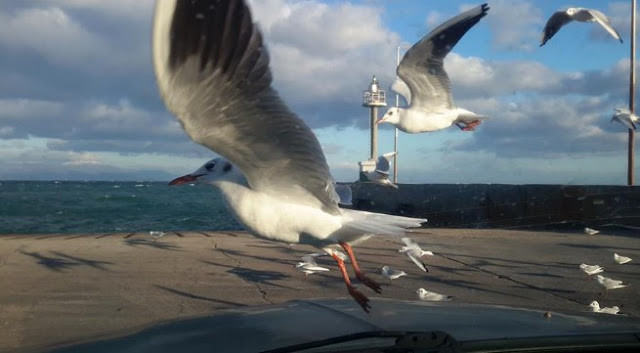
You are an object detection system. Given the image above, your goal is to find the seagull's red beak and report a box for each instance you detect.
[376,116,386,125]
[168,174,202,186]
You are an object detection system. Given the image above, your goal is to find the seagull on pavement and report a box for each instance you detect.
[614,253,633,265]
[377,4,490,134]
[364,152,398,188]
[580,263,604,276]
[155,0,426,313]
[399,237,433,272]
[595,274,630,297]
[540,7,623,46]
[588,300,621,315]
[416,288,453,301]
[584,227,599,235]
[381,265,407,280]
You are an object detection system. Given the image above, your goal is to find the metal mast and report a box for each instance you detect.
[629,0,637,185]
[394,46,400,183]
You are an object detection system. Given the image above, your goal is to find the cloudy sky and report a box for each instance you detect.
[0,0,637,184]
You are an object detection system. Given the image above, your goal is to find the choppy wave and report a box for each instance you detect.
[0,181,242,234]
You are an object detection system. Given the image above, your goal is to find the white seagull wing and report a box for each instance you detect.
[334,183,352,206]
[153,0,340,215]
[612,112,637,131]
[301,254,320,266]
[390,77,411,106]
[588,9,623,43]
[406,249,427,272]
[397,4,489,111]
[375,152,396,174]
[540,11,573,46]
[401,236,418,248]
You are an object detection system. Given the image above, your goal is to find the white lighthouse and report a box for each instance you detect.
[359,75,387,180]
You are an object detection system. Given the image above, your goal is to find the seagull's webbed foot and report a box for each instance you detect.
[348,285,371,313]
[340,242,382,294]
[357,273,382,294]
[460,120,481,131]
[331,252,371,313]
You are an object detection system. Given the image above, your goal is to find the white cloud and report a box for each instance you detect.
[0,7,108,68]
[246,0,401,111]
[62,152,102,166]
[0,99,65,120]
[46,0,154,20]
[484,0,543,51]
[0,4,150,75]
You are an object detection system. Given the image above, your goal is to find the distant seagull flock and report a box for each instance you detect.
[154,0,634,312]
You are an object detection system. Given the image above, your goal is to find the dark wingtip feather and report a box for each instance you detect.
[481,3,490,15]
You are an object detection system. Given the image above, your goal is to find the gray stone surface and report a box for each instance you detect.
[1,229,638,352]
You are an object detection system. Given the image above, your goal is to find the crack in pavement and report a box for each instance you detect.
[218,248,273,305]
[437,254,585,306]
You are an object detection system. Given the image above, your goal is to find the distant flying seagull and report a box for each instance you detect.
[381,265,407,280]
[416,288,453,301]
[398,237,434,272]
[156,0,426,313]
[149,231,165,242]
[588,300,621,315]
[364,152,398,188]
[614,253,633,265]
[580,263,604,276]
[540,8,623,46]
[584,227,599,235]
[610,108,639,131]
[295,253,330,276]
[377,4,489,133]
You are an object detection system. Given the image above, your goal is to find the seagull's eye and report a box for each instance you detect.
[205,162,215,171]
[389,111,394,115]
[223,163,232,172]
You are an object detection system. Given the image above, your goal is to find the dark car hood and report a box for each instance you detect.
[47,298,640,353]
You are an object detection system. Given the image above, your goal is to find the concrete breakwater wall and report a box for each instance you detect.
[348,183,640,228]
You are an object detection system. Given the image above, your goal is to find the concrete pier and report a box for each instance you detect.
[1,229,638,352]
[350,183,640,228]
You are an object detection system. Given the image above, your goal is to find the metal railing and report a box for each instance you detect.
[362,90,387,106]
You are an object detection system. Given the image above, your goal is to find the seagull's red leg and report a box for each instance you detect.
[331,252,370,313]
[339,242,382,294]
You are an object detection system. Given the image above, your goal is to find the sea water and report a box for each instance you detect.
[0,181,241,234]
